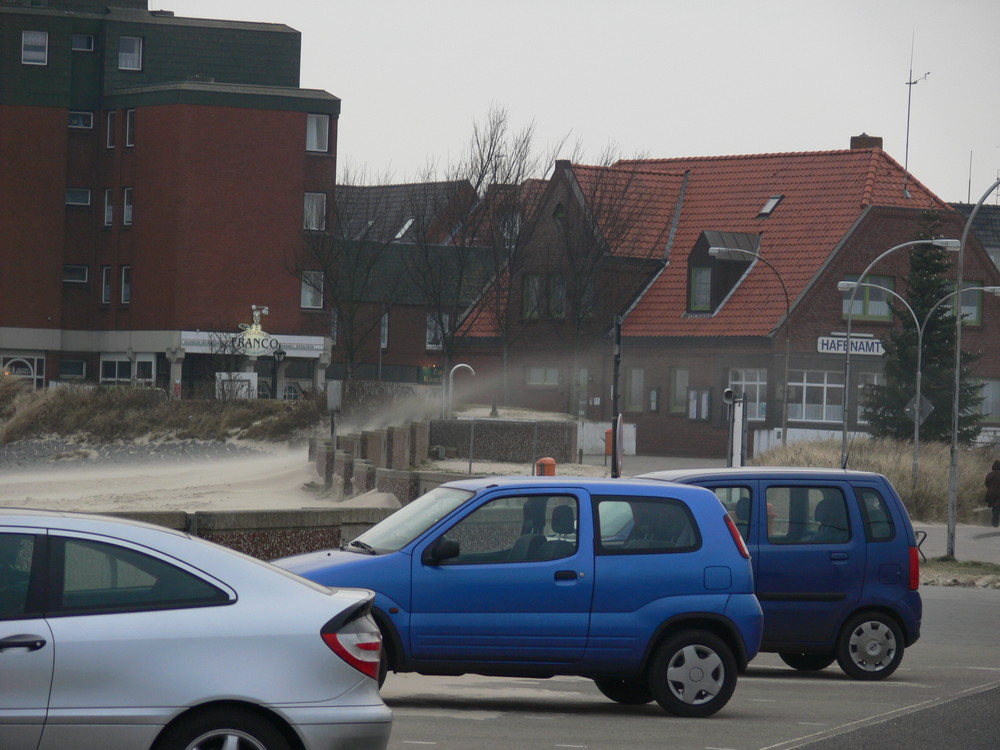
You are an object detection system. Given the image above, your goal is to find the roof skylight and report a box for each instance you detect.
[757,195,783,218]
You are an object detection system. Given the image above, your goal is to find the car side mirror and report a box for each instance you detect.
[423,537,460,565]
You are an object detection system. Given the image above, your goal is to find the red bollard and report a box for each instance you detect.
[534,457,556,476]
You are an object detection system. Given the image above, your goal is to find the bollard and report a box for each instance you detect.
[534,457,556,476]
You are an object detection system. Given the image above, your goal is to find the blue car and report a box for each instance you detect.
[639,467,922,680]
[276,476,762,717]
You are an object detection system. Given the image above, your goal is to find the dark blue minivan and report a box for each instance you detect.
[639,467,922,680]
[277,476,763,717]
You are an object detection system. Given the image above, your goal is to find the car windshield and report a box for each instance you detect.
[351,486,474,552]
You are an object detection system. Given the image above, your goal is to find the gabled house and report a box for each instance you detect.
[458,135,1000,457]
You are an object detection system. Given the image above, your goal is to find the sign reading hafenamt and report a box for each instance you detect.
[817,336,885,356]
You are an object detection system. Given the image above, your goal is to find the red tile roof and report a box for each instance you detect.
[615,146,951,337]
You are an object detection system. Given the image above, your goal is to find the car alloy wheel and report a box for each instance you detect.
[156,709,291,750]
[647,630,736,717]
[836,612,904,681]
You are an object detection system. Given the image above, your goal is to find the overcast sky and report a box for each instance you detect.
[167,0,1000,204]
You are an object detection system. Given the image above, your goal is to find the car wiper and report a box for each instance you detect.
[347,539,377,555]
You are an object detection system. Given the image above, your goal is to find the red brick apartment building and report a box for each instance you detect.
[1,0,340,397]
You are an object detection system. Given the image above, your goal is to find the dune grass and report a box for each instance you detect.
[754,438,996,522]
[0,377,326,444]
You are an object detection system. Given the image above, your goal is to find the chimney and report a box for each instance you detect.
[850,133,883,150]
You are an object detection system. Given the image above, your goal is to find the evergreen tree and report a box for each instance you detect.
[865,213,982,444]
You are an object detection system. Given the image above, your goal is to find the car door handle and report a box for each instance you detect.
[0,634,47,652]
[554,570,578,580]
[830,552,849,561]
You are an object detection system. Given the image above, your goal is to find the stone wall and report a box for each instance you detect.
[429,419,578,463]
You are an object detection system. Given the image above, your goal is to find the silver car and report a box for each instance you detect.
[0,508,392,750]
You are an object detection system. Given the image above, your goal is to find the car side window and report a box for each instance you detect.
[857,487,896,542]
[0,533,35,619]
[765,486,850,544]
[51,538,229,614]
[439,495,579,564]
[712,486,752,541]
[595,496,700,554]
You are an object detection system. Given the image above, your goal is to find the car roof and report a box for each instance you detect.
[0,506,190,538]
[637,466,887,482]
[439,475,697,492]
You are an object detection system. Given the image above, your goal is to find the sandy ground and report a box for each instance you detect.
[0,442,323,513]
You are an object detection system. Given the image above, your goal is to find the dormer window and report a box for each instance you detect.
[687,231,759,314]
[689,267,712,311]
[757,195,783,218]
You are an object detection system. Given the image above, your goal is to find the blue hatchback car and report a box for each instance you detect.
[639,467,922,680]
[276,476,763,717]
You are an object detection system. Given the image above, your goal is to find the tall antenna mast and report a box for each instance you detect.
[903,32,930,199]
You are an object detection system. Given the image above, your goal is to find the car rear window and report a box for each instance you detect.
[857,487,896,542]
[594,496,700,554]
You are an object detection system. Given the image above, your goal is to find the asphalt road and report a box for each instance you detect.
[379,585,1000,750]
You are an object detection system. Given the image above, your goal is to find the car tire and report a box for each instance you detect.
[835,612,904,681]
[778,652,836,672]
[155,709,291,750]
[593,677,654,705]
[647,630,737,717]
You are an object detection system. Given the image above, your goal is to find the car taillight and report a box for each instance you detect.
[908,546,920,591]
[724,514,751,559]
[322,610,382,680]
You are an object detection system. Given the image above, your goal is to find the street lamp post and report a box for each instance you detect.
[837,282,1000,485]
[271,347,286,400]
[948,178,1000,557]
[840,238,960,468]
[708,245,791,447]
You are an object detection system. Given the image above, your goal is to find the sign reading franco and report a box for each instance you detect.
[236,305,281,357]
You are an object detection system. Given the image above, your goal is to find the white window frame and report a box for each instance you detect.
[670,368,689,412]
[980,379,1000,422]
[106,111,116,148]
[303,192,327,231]
[69,111,94,129]
[121,265,132,304]
[124,109,135,147]
[300,270,323,309]
[101,265,112,304]
[21,31,47,65]
[426,313,448,351]
[65,188,91,206]
[118,36,143,70]
[306,113,330,153]
[63,265,89,284]
[122,188,133,225]
[103,189,114,226]
[526,366,559,386]
[857,371,884,425]
[729,368,767,421]
[787,369,844,423]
